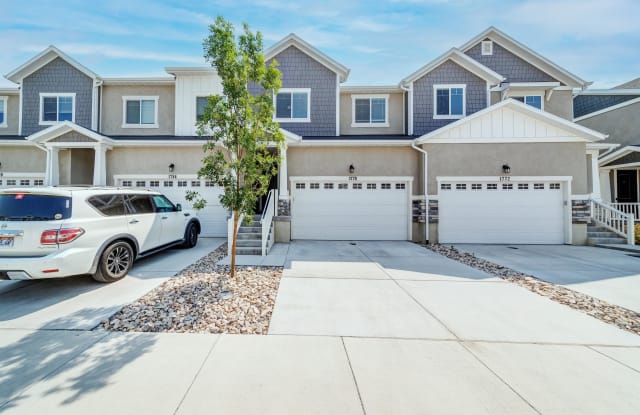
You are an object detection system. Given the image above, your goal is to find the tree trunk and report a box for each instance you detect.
[230,209,239,278]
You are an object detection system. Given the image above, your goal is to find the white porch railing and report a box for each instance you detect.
[227,212,245,254]
[260,189,277,256]
[610,203,640,222]
[591,200,635,245]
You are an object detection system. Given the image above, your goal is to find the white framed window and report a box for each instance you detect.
[367,183,377,190]
[512,95,543,110]
[121,180,132,187]
[0,96,7,128]
[481,40,493,56]
[164,181,173,187]
[274,88,310,122]
[456,183,467,190]
[324,183,334,189]
[149,180,159,187]
[471,183,482,190]
[39,93,75,125]
[433,84,465,119]
[395,183,406,190]
[295,183,305,189]
[310,183,320,189]
[487,183,498,190]
[353,183,362,190]
[136,181,146,187]
[196,96,208,121]
[381,183,391,189]
[502,183,513,190]
[534,183,544,190]
[518,183,529,190]
[441,183,452,190]
[122,96,159,128]
[338,183,348,189]
[351,94,389,127]
[550,183,561,190]
[191,180,201,187]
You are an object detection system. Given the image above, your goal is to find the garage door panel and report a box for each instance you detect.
[439,181,565,244]
[291,180,409,241]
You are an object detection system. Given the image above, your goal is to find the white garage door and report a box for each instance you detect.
[291,178,410,240]
[0,175,45,188]
[117,177,228,237]
[438,180,566,244]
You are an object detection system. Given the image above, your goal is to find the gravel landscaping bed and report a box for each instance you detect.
[100,245,282,334]
[425,244,640,336]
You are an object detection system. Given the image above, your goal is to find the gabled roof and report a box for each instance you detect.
[5,45,99,83]
[415,99,607,144]
[27,121,114,145]
[574,96,640,121]
[265,34,350,83]
[400,48,505,86]
[459,27,589,88]
[614,78,640,89]
[599,145,640,166]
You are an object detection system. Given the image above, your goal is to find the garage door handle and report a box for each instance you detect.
[161,216,168,220]
[129,219,139,224]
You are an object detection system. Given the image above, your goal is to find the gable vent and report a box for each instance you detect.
[481,40,493,56]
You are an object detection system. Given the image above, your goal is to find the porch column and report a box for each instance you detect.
[93,144,107,186]
[47,147,59,186]
[279,144,289,199]
[588,149,601,201]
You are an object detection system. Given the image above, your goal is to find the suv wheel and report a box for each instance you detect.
[92,241,134,283]
[182,223,198,249]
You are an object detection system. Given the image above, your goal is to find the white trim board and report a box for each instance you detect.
[5,45,99,83]
[436,176,572,182]
[574,96,640,122]
[599,145,640,165]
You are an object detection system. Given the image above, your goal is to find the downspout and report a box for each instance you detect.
[411,141,429,242]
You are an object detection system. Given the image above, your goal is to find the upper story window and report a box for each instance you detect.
[122,96,158,128]
[39,93,75,125]
[0,96,6,128]
[481,40,494,56]
[352,95,389,127]
[433,84,465,119]
[196,97,208,121]
[274,88,310,122]
[512,95,542,110]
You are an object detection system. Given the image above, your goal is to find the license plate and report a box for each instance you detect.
[0,237,14,248]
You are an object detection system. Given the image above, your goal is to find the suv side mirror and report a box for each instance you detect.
[176,203,182,212]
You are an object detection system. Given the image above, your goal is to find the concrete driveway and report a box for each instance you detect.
[0,238,224,330]
[454,244,640,313]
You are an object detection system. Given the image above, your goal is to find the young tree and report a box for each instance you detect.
[188,17,284,277]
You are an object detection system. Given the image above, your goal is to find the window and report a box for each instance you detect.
[123,96,158,128]
[152,195,177,213]
[39,93,75,125]
[381,183,391,189]
[88,194,126,216]
[550,183,561,190]
[487,183,498,190]
[518,183,529,190]
[534,183,544,190]
[191,180,201,187]
[205,181,215,187]
[274,88,310,122]
[471,184,482,190]
[196,97,208,121]
[338,183,348,189]
[352,95,388,127]
[295,183,306,189]
[512,95,542,110]
[6,180,16,186]
[353,183,362,190]
[149,180,160,187]
[310,183,320,189]
[124,194,155,214]
[0,96,7,128]
[440,183,452,190]
[20,180,29,186]
[136,181,146,187]
[34,179,44,186]
[456,183,467,190]
[324,183,334,189]
[0,194,72,220]
[367,183,377,190]
[163,181,173,187]
[434,85,465,119]
[481,40,493,56]
[395,183,406,190]
[121,180,132,187]
[502,183,513,190]
[178,181,187,187]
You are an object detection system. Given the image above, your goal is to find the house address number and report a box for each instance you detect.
[499,176,510,182]
[348,176,358,181]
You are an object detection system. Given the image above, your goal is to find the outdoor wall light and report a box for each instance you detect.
[349,164,355,174]
[168,163,175,173]
[502,164,511,174]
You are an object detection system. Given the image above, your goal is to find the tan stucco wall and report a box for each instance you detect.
[0,146,46,172]
[339,92,404,135]
[423,142,588,194]
[577,101,640,148]
[106,146,206,185]
[0,95,20,135]
[100,85,175,136]
[287,146,421,194]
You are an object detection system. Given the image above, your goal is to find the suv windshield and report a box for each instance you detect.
[0,193,72,221]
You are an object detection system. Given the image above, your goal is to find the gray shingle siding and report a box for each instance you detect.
[574,94,640,118]
[465,41,558,83]
[412,60,487,135]
[22,58,93,135]
[268,46,336,136]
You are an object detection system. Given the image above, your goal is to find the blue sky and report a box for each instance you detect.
[1,0,639,88]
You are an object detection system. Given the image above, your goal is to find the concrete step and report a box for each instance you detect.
[594,244,640,253]
[238,226,262,233]
[236,239,261,247]
[587,231,622,238]
[587,226,608,232]
[235,247,262,255]
[236,232,262,240]
[588,237,628,245]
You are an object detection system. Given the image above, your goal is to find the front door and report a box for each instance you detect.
[616,170,638,203]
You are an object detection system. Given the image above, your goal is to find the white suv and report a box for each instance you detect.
[0,187,201,283]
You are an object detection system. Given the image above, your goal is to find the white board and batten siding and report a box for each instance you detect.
[173,71,223,136]
[115,175,228,237]
[290,176,413,241]
[437,176,572,244]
